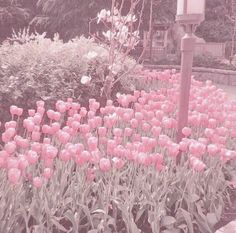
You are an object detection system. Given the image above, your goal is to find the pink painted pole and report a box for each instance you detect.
[177,30,195,143]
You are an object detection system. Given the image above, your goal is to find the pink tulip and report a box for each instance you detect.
[53,111,61,121]
[2,133,11,143]
[43,168,53,179]
[5,121,17,129]
[99,158,111,172]
[135,112,143,121]
[98,127,107,137]
[198,137,208,145]
[151,126,161,137]
[8,168,21,184]
[107,139,116,154]
[56,101,67,113]
[87,137,98,151]
[37,106,45,115]
[80,107,87,117]
[42,124,51,134]
[90,150,101,164]
[204,128,214,138]
[4,141,17,154]
[99,137,107,145]
[207,144,219,157]
[113,128,123,137]
[25,120,35,132]
[142,122,151,132]
[5,128,16,139]
[33,177,43,188]
[158,134,170,147]
[156,162,164,172]
[168,143,180,158]
[57,131,70,144]
[10,105,18,116]
[162,118,173,129]
[189,141,206,157]
[7,157,19,169]
[112,157,125,169]
[36,100,45,107]
[136,153,147,165]
[47,109,54,119]
[77,150,90,166]
[182,127,192,137]
[208,118,217,128]
[31,142,42,153]
[124,127,133,137]
[179,139,190,152]
[42,138,50,145]
[59,149,71,162]
[150,118,161,127]
[132,133,141,142]
[130,118,138,128]
[33,114,42,125]
[44,158,54,168]
[27,150,39,165]
[189,157,206,172]
[28,109,35,117]
[80,124,90,134]
[18,156,29,170]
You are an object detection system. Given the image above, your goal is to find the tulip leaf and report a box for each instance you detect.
[206,212,218,227]
[51,217,68,232]
[177,208,194,233]
[161,216,176,227]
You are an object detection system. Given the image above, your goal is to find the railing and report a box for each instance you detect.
[194,42,226,58]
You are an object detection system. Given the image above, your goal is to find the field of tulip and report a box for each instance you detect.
[0,69,236,233]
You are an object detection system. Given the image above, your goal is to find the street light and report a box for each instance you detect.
[176,0,205,142]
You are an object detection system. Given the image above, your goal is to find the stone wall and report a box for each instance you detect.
[145,65,236,86]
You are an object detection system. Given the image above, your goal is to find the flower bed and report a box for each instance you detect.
[0,69,236,233]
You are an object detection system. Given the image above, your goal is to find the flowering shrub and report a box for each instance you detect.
[95,4,150,98]
[0,31,136,122]
[0,69,236,233]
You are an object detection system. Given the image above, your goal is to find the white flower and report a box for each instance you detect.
[113,7,119,16]
[102,30,116,41]
[125,14,137,23]
[84,51,98,60]
[116,92,121,98]
[81,75,91,85]
[97,9,110,23]
[109,64,122,75]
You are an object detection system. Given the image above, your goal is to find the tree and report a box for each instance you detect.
[0,0,36,41]
[225,0,236,61]
[30,0,111,40]
[196,0,233,42]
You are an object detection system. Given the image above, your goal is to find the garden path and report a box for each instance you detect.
[214,83,236,233]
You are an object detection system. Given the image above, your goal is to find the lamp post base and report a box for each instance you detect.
[177,32,195,143]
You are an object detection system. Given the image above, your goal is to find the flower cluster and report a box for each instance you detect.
[0,70,236,189]
[0,69,236,232]
[97,8,139,49]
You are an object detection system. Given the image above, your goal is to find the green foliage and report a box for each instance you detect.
[0,31,136,121]
[196,0,233,42]
[30,0,111,40]
[0,0,36,41]
[0,0,235,43]
[193,53,236,70]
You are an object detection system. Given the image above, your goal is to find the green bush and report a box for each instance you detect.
[0,31,136,122]
[193,53,236,70]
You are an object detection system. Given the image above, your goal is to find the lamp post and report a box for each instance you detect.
[176,0,205,142]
